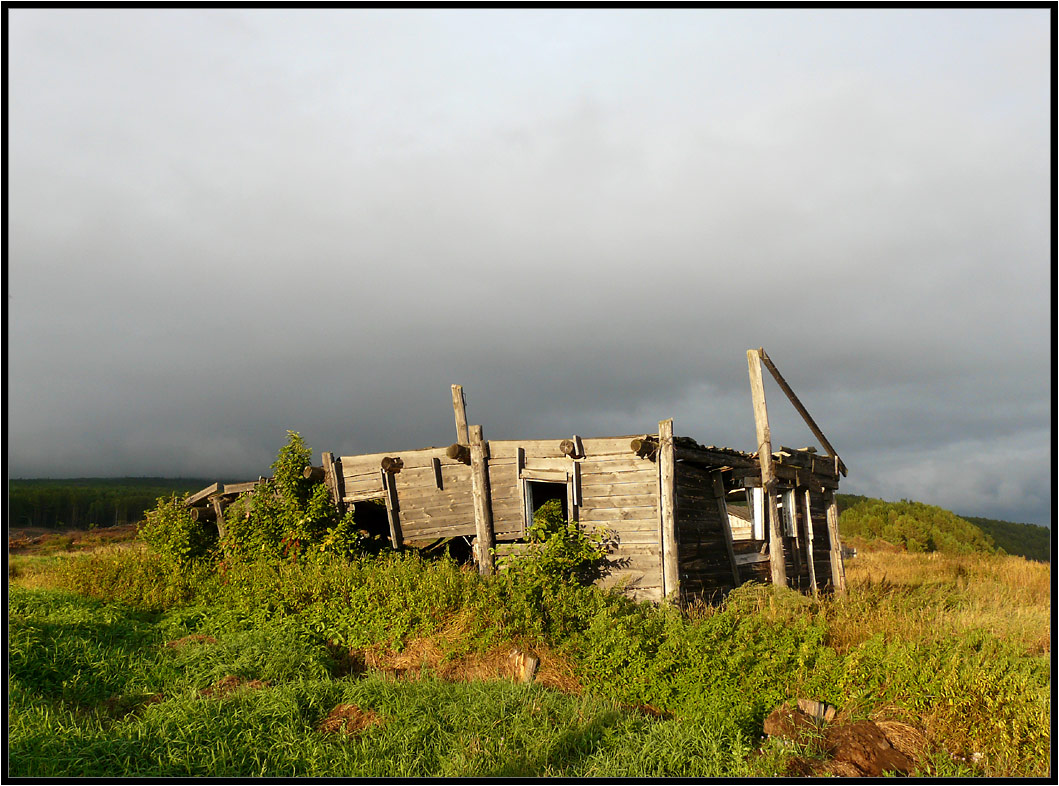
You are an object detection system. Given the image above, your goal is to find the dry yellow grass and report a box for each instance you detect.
[835,549,1050,654]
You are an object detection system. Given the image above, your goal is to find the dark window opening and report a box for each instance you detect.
[526,480,568,524]
[352,499,390,539]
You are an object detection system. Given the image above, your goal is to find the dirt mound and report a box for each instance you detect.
[316,704,382,736]
[199,675,270,699]
[766,702,926,777]
[342,611,582,694]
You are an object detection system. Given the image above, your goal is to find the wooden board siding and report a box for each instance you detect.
[673,462,741,601]
[806,489,836,590]
[331,432,845,605]
[571,444,663,603]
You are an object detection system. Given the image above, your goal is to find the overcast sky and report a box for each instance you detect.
[7,8,1053,526]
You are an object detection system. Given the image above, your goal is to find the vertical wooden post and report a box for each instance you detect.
[825,490,847,593]
[801,488,818,598]
[469,424,495,575]
[748,348,788,588]
[382,470,403,548]
[321,451,343,511]
[451,385,470,445]
[209,495,227,542]
[658,418,680,603]
[712,473,741,588]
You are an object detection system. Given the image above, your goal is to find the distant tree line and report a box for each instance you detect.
[8,479,214,530]
[961,516,1051,563]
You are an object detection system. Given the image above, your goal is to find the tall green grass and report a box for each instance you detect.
[11,546,1051,777]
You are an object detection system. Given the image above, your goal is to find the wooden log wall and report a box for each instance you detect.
[488,436,665,603]
[805,488,837,590]
[672,462,741,602]
[335,436,664,601]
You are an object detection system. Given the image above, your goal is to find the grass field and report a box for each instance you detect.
[7,525,1051,778]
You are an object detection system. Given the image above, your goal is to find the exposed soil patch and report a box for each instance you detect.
[9,523,141,554]
[166,634,218,650]
[355,638,581,695]
[316,704,382,736]
[199,675,270,699]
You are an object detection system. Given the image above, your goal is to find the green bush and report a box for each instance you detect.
[139,495,216,566]
[175,431,365,564]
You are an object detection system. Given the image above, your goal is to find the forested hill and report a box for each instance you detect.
[836,494,1050,562]
[8,478,214,529]
[960,516,1051,563]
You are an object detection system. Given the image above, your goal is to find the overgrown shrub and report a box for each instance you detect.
[138,495,216,566]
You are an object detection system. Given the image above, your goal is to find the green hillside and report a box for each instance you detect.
[838,498,995,555]
[961,516,1051,563]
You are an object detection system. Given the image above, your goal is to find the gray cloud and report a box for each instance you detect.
[7,9,1052,526]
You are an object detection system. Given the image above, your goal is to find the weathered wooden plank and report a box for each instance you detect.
[185,482,222,507]
[343,489,386,504]
[343,475,386,496]
[520,468,569,483]
[577,493,657,509]
[826,490,846,593]
[451,384,470,445]
[802,488,818,597]
[578,506,660,522]
[401,521,477,541]
[758,349,846,477]
[469,425,495,575]
[658,419,679,603]
[580,479,659,498]
[748,348,787,588]
[579,459,659,476]
[383,471,403,548]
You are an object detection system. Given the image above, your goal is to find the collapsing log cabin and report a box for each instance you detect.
[186,349,847,604]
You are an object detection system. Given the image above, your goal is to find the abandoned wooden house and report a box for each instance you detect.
[186,349,848,604]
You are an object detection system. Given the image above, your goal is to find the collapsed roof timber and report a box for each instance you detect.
[185,348,848,604]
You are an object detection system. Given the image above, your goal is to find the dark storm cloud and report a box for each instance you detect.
[6,9,1052,526]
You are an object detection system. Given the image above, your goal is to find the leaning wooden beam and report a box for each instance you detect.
[321,452,343,510]
[825,490,847,593]
[747,349,788,588]
[469,424,495,575]
[758,348,847,477]
[303,466,326,483]
[382,469,403,549]
[185,482,221,507]
[451,384,470,445]
[712,472,741,588]
[209,495,227,541]
[658,419,680,603]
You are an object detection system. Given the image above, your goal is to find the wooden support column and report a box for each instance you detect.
[658,418,680,603]
[469,424,495,575]
[451,385,470,445]
[748,348,788,588]
[712,473,741,588]
[209,495,227,542]
[801,489,818,598]
[382,470,403,549]
[321,452,344,511]
[825,490,847,593]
